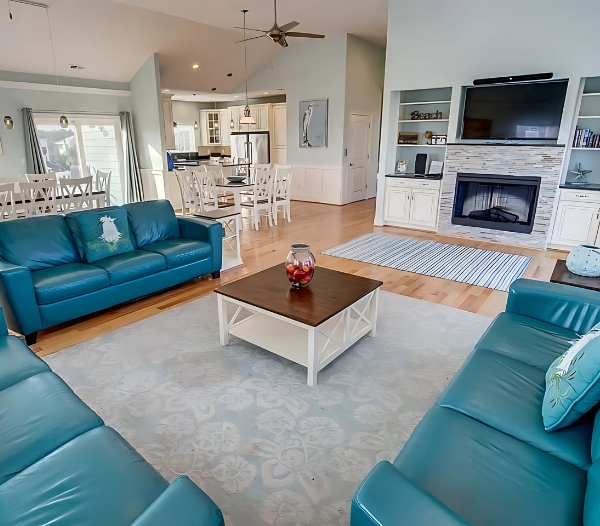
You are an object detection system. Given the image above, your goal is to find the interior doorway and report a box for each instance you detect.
[347,113,372,203]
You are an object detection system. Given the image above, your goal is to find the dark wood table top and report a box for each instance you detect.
[551,259,600,292]
[215,264,383,327]
[193,209,241,220]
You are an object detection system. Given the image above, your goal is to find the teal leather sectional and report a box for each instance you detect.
[0,309,224,525]
[352,279,600,526]
[0,200,222,343]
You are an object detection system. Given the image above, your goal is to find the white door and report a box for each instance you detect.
[347,114,371,203]
[551,201,600,247]
[384,187,411,224]
[409,189,439,229]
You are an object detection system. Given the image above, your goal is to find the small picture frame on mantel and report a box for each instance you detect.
[396,160,408,174]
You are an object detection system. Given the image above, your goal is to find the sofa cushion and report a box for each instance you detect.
[394,406,587,526]
[65,206,120,260]
[141,238,212,269]
[123,200,180,248]
[0,336,50,392]
[438,349,593,470]
[0,371,103,485]
[92,250,166,286]
[585,462,600,524]
[0,426,168,526]
[31,263,110,305]
[475,312,579,371]
[77,209,135,263]
[543,327,600,431]
[0,215,80,271]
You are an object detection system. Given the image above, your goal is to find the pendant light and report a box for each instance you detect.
[230,118,235,130]
[4,116,14,130]
[239,9,256,126]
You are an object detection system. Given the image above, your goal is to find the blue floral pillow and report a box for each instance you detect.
[77,209,134,263]
[543,324,600,431]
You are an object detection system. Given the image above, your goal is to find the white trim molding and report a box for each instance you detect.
[0,80,130,97]
[291,165,344,205]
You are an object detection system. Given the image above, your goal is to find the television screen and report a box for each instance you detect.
[461,80,568,140]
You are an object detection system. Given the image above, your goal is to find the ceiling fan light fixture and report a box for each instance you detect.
[59,115,69,128]
[4,116,14,130]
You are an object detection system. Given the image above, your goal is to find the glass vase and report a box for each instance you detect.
[285,243,316,288]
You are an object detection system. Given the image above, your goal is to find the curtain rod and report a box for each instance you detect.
[19,109,122,116]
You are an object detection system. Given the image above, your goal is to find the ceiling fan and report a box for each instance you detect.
[235,0,325,48]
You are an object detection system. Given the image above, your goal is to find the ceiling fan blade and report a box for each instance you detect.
[278,21,299,32]
[235,35,267,43]
[277,36,289,48]
[233,26,268,33]
[286,32,325,39]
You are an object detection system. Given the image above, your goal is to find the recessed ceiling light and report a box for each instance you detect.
[263,92,268,94]
[163,89,170,92]
[234,95,238,98]
[211,88,217,91]
[192,64,199,69]
[227,73,233,77]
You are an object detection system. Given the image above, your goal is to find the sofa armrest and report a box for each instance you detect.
[177,217,222,272]
[351,462,469,526]
[506,278,600,334]
[131,476,224,526]
[0,258,41,336]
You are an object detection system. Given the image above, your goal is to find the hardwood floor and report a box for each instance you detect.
[30,198,567,357]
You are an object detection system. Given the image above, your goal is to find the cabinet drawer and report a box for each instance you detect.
[386,178,441,190]
[560,189,600,204]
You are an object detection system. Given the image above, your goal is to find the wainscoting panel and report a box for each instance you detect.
[291,166,344,205]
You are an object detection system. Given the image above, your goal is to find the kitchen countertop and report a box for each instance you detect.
[385,173,443,180]
[560,182,600,191]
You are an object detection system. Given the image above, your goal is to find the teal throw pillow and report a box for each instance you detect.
[543,324,600,431]
[77,209,134,263]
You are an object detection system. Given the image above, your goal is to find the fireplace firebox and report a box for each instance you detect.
[451,173,541,234]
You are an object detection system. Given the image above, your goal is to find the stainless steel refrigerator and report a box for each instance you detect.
[230,131,270,166]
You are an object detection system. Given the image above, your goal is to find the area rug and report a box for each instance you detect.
[322,233,531,292]
[45,291,491,526]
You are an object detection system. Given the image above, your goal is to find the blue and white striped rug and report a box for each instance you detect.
[322,233,531,292]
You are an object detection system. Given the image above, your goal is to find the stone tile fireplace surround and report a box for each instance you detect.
[439,144,565,248]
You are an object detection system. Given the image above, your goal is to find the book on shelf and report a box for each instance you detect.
[573,128,600,148]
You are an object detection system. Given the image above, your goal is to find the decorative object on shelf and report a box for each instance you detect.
[395,160,408,174]
[573,128,600,149]
[570,163,592,185]
[410,110,443,120]
[424,130,433,144]
[398,132,418,144]
[566,244,600,277]
[428,160,444,175]
[285,243,316,288]
[3,116,13,130]
[414,153,430,175]
[431,134,447,145]
[299,99,328,148]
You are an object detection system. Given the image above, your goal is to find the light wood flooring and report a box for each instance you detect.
[31,199,567,357]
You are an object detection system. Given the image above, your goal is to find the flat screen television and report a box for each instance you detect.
[461,80,568,141]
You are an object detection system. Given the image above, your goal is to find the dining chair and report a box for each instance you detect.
[192,170,219,213]
[20,180,57,217]
[59,176,93,211]
[95,170,112,206]
[272,167,293,225]
[240,169,274,230]
[174,169,196,215]
[0,183,15,221]
[25,172,57,183]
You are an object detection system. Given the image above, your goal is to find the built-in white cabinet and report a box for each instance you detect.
[550,189,600,247]
[383,177,441,230]
[199,110,224,146]
[162,94,175,150]
[271,103,287,165]
[227,104,271,133]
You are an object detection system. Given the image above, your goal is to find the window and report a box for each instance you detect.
[174,123,196,152]
[207,112,220,144]
[35,115,127,205]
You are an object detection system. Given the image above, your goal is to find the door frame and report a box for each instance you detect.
[346,112,373,204]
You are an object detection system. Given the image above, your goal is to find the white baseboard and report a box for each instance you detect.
[291,165,344,205]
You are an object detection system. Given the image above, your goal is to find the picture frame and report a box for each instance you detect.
[396,160,408,174]
[299,99,328,148]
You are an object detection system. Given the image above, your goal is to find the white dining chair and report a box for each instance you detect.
[20,180,57,217]
[0,183,15,221]
[272,167,293,225]
[25,172,57,183]
[59,176,93,211]
[174,170,196,216]
[240,169,274,230]
[192,170,219,213]
[95,170,111,207]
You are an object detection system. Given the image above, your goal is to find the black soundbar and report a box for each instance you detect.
[472,72,553,86]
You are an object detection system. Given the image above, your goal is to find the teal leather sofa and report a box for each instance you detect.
[0,309,224,525]
[352,279,600,526]
[0,200,222,343]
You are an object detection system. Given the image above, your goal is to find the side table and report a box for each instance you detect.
[193,209,243,271]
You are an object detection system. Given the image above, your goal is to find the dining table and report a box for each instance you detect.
[214,180,253,213]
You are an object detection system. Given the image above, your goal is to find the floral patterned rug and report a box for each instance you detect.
[45,291,491,526]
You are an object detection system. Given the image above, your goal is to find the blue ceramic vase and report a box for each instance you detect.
[566,244,600,277]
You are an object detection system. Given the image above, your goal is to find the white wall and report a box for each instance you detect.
[130,54,166,171]
[344,35,386,199]
[0,84,130,177]
[172,100,202,151]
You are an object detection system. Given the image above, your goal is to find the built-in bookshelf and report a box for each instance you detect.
[566,76,600,185]
[396,87,452,174]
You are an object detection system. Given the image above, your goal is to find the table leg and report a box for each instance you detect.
[217,294,229,346]
[307,327,317,387]
[368,288,380,337]
[233,190,242,213]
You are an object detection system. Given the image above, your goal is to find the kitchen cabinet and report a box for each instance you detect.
[550,189,600,247]
[272,103,287,164]
[220,109,231,146]
[383,178,441,230]
[162,94,175,150]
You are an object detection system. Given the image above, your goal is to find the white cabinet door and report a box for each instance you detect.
[162,95,175,150]
[409,189,439,229]
[272,104,286,148]
[257,105,270,131]
[248,105,259,131]
[220,109,231,146]
[552,201,600,247]
[199,110,209,146]
[229,106,240,132]
[384,187,411,224]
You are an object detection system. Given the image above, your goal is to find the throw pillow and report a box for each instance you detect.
[77,209,135,263]
[543,324,600,431]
